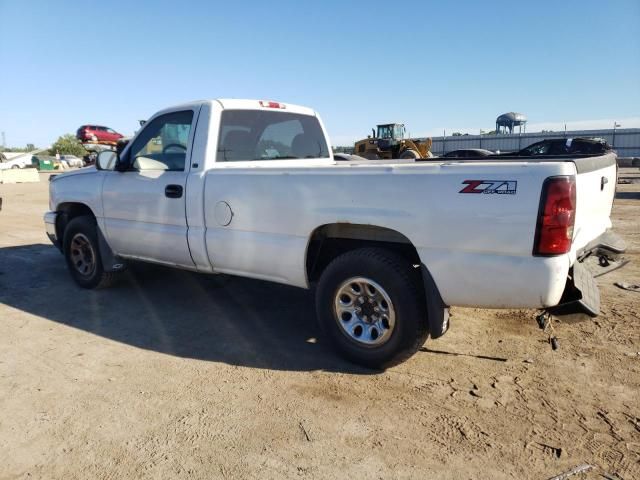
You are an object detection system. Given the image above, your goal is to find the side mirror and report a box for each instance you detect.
[95,150,118,171]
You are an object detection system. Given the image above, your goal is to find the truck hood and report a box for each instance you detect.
[50,166,97,182]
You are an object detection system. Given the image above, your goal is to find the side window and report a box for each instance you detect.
[128,110,194,171]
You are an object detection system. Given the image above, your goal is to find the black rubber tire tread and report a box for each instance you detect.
[399,149,420,159]
[63,215,117,289]
[315,247,428,369]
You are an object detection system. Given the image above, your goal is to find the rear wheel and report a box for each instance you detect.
[63,216,116,289]
[315,248,428,368]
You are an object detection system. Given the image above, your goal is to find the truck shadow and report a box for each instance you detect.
[0,243,372,374]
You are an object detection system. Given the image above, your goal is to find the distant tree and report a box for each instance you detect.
[452,132,462,136]
[49,134,87,157]
[541,129,554,133]
[1,145,38,152]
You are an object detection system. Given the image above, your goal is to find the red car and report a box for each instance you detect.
[76,125,124,144]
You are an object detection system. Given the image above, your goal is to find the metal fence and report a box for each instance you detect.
[430,128,640,157]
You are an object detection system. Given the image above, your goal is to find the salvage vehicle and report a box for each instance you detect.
[76,125,124,144]
[44,99,625,367]
[442,148,494,158]
[0,152,33,170]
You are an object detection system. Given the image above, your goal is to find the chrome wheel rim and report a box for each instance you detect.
[70,233,96,277]
[333,277,396,347]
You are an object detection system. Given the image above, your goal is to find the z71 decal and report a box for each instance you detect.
[459,180,517,195]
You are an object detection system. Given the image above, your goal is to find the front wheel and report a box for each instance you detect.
[63,216,116,289]
[315,248,428,368]
[399,149,420,160]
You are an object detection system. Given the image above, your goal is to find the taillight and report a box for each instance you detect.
[259,100,286,109]
[533,176,576,256]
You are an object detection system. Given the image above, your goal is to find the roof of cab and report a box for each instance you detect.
[215,99,317,116]
[149,99,318,121]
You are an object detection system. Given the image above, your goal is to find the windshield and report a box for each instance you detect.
[377,125,393,139]
[217,110,329,161]
[376,124,404,140]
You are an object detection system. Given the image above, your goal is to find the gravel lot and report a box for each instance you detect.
[1,170,639,479]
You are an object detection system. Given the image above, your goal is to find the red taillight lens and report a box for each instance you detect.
[533,176,576,256]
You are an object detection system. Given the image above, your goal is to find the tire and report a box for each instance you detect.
[315,248,428,368]
[399,149,420,160]
[63,216,116,289]
[11,165,19,169]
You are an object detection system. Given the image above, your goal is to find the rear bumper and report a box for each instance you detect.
[577,230,627,260]
[44,211,59,247]
[549,229,626,317]
[547,262,601,317]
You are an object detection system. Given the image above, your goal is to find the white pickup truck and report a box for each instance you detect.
[44,99,625,367]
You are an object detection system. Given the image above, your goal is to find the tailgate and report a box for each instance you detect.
[572,152,617,252]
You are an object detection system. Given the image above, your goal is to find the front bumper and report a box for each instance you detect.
[44,211,59,247]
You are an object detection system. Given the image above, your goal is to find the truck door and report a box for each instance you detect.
[101,109,197,268]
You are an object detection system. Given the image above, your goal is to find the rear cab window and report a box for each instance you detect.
[216,110,329,162]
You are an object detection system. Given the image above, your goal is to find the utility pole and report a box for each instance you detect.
[612,122,621,148]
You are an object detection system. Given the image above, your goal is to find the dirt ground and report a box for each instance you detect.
[0,169,638,480]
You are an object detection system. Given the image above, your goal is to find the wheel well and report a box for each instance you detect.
[56,202,95,244]
[306,224,421,283]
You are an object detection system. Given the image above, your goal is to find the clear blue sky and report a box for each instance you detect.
[1,0,639,147]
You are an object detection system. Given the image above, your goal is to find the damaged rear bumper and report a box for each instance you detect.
[548,230,626,317]
[577,230,627,261]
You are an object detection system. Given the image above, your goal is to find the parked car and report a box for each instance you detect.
[333,153,369,161]
[76,125,124,144]
[44,99,624,367]
[0,152,33,170]
[59,155,84,168]
[514,138,611,156]
[442,148,494,158]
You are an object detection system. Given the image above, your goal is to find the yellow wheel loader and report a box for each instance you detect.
[353,123,433,160]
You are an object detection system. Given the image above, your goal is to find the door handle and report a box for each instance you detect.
[165,184,183,198]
